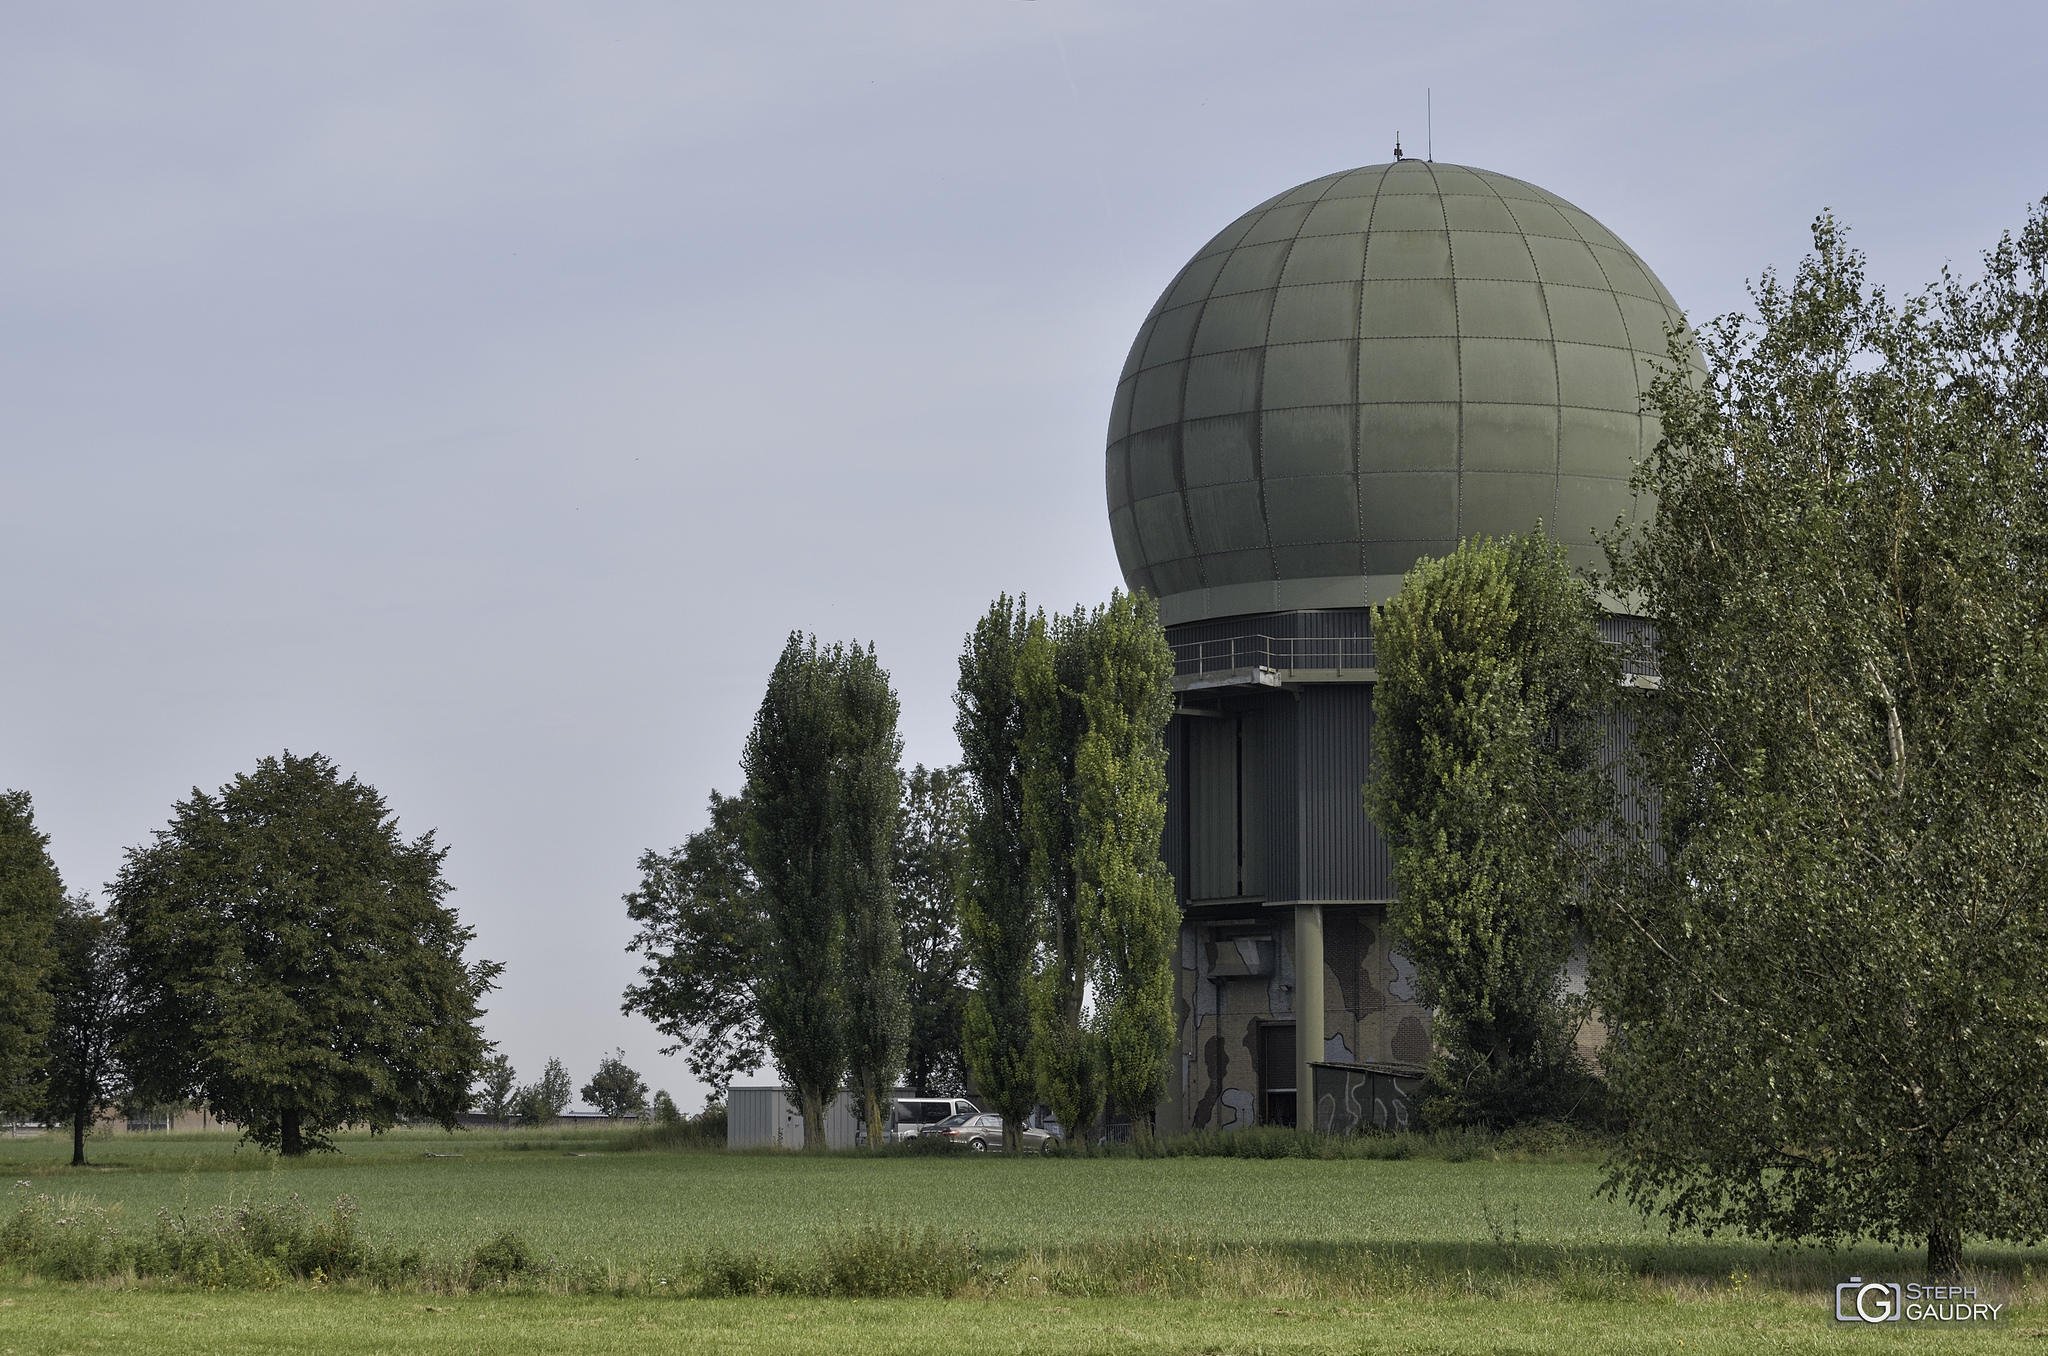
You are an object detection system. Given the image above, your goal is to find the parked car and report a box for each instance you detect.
[931,1112,1061,1153]
[888,1097,979,1143]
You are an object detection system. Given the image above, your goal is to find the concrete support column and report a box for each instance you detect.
[1294,902,1323,1132]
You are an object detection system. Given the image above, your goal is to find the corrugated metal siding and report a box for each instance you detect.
[1164,716,1187,908]
[1259,694,1300,905]
[1166,608,1374,648]
[726,1087,798,1149]
[1188,716,1237,899]
[1300,685,1391,901]
[724,1087,862,1150]
[1602,703,1654,836]
[1240,711,1266,896]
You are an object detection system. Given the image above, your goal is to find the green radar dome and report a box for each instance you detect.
[1105,160,1696,625]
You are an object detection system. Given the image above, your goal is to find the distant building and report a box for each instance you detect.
[1104,159,1688,1134]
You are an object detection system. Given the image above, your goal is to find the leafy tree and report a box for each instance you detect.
[1364,532,1613,1129]
[0,790,65,1120]
[895,765,972,1096]
[1075,589,1179,1136]
[515,1057,574,1125]
[651,1089,682,1125]
[833,645,909,1147]
[581,1049,649,1119]
[39,896,126,1166]
[1594,206,2048,1276]
[1019,605,1102,1145]
[621,791,767,1096]
[955,597,1039,1150]
[743,634,848,1150]
[476,1054,517,1124]
[113,752,502,1155]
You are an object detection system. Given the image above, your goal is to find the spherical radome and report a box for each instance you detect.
[1105,160,1695,625]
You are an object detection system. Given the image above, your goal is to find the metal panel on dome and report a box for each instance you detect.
[1105,160,1696,626]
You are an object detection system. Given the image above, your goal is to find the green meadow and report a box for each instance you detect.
[3,1127,2041,1352]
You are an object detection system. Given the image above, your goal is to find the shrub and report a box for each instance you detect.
[1089,1126,1501,1161]
[620,1100,726,1152]
[816,1221,977,1297]
[0,1183,414,1287]
[0,1192,123,1281]
[469,1230,533,1282]
[1036,1230,1209,1298]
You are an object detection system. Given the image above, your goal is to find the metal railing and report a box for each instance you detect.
[1170,633,1376,680]
[1170,629,1660,685]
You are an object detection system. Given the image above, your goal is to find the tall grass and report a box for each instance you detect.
[0,1185,417,1287]
[5,1179,2020,1307]
[1073,1123,1596,1162]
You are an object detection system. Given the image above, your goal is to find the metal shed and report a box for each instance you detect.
[725,1086,862,1150]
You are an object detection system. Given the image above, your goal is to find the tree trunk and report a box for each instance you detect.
[1927,1221,1963,1278]
[281,1107,305,1157]
[862,1085,885,1149]
[70,1104,87,1167]
[798,1085,827,1151]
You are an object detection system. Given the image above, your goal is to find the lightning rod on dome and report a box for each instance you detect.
[1393,131,1402,161]
[1428,89,1433,161]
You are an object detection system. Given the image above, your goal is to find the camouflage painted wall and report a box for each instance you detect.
[1166,904,1432,1134]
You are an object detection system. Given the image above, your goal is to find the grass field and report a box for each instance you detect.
[9,1287,2048,1355]
[3,1126,2041,1351]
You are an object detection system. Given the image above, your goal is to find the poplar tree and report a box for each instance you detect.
[1595,206,2048,1277]
[743,634,847,1149]
[0,791,64,1121]
[1075,589,1178,1135]
[113,752,500,1155]
[1364,532,1612,1128]
[834,644,909,1147]
[1019,606,1101,1146]
[894,765,971,1096]
[955,597,1038,1150]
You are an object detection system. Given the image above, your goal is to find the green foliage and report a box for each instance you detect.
[1365,533,1613,1128]
[37,896,125,1165]
[0,1184,414,1287]
[623,1097,727,1151]
[475,1054,516,1123]
[1088,1125,1503,1162]
[894,765,972,1096]
[814,1220,980,1297]
[514,1058,573,1125]
[468,1229,533,1281]
[1075,589,1178,1133]
[832,643,910,1148]
[621,790,766,1096]
[1594,204,2048,1277]
[11,1122,1952,1312]
[954,597,1040,1143]
[0,790,65,1120]
[744,634,850,1147]
[743,634,911,1148]
[579,1049,647,1120]
[111,752,501,1155]
[1019,604,1101,1148]
[957,591,1178,1143]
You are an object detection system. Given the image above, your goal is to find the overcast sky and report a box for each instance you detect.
[3,1,2042,1113]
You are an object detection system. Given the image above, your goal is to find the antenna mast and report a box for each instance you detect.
[1428,89,1433,161]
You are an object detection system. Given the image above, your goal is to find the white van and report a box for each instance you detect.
[889,1096,978,1142]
